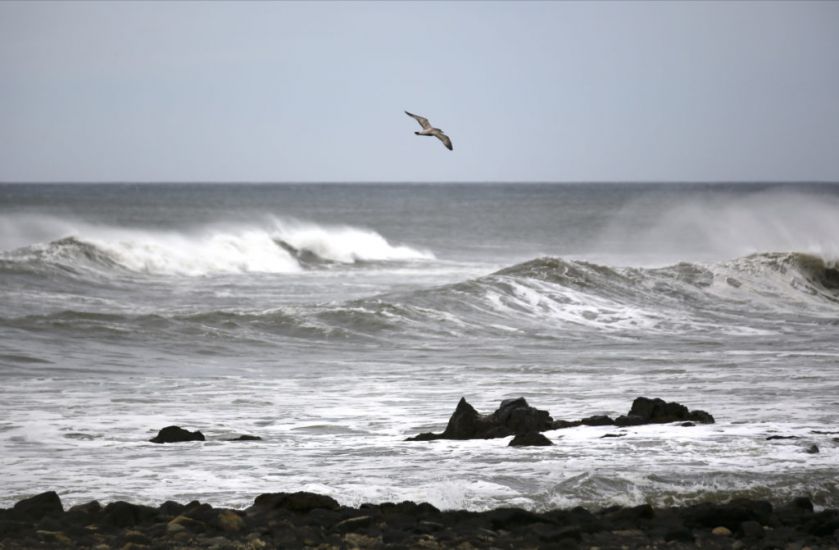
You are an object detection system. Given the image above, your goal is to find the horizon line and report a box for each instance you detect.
[2,180,839,185]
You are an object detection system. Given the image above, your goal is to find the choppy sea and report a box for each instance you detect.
[1,182,837,511]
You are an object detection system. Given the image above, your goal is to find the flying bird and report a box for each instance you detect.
[405,111,453,151]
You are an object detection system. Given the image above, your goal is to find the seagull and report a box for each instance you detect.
[405,111,453,151]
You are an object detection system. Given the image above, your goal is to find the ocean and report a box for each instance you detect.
[1,182,837,511]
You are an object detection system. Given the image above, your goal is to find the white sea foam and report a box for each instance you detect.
[0,214,434,276]
[269,218,435,263]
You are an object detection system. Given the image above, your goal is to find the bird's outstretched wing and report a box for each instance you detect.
[405,111,432,130]
[431,130,453,151]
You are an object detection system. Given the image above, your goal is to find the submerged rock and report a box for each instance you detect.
[149,426,205,444]
[407,397,553,441]
[509,432,553,446]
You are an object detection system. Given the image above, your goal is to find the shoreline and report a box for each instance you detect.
[2,490,837,549]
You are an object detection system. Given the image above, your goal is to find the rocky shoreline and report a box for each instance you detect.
[2,490,838,549]
[4,396,834,548]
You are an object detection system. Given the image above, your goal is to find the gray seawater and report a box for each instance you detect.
[1,182,838,511]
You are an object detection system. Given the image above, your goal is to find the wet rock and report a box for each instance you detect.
[767,435,799,440]
[601,432,626,438]
[167,514,206,533]
[581,415,614,426]
[250,492,340,514]
[805,444,820,454]
[216,510,246,532]
[334,515,374,532]
[739,520,765,539]
[551,419,582,429]
[407,397,553,441]
[4,492,839,549]
[102,501,158,528]
[664,526,695,542]
[68,501,101,515]
[614,397,715,426]
[149,425,205,443]
[36,530,73,545]
[508,432,553,446]
[805,509,839,537]
[158,500,186,517]
[12,491,63,521]
[228,435,262,441]
[485,507,544,530]
[684,498,772,530]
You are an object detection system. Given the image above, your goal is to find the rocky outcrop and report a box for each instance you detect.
[409,396,714,442]
[613,397,715,426]
[406,397,553,441]
[149,426,205,444]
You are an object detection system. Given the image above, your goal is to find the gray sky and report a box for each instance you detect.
[1,1,838,183]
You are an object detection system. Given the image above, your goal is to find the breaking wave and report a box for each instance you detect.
[0,216,434,277]
[5,251,836,343]
[323,251,839,337]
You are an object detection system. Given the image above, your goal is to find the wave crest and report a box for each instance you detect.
[0,216,434,277]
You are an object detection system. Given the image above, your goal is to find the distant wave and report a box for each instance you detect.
[0,216,434,277]
[2,247,837,340]
[332,251,839,336]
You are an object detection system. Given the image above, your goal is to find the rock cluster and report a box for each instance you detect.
[407,397,553,441]
[407,396,715,445]
[2,490,837,549]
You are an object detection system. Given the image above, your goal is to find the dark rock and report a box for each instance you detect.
[613,414,647,427]
[509,432,553,446]
[791,496,814,513]
[228,435,262,441]
[183,502,217,524]
[739,520,765,539]
[149,425,205,443]
[0,519,31,538]
[12,491,63,521]
[531,522,582,542]
[485,507,545,530]
[552,419,582,429]
[616,397,715,426]
[766,435,799,440]
[688,410,715,423]
[601,433,626,438]
[102,501,158,528]
[581,415,614,426]
[35,515,64,532]
[664,526,695,542]
[806,509,839,536]
[601,504,654,527]
[68,500,101,515]
[250,492,340,514]
[407,397,554,441]
[334,515,374,532]
[681,422,695,427]
[684,499,772,530]
[159,500,186,517]
[805,444,820,454]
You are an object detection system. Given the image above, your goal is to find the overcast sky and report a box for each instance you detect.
[1,1,837,183]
